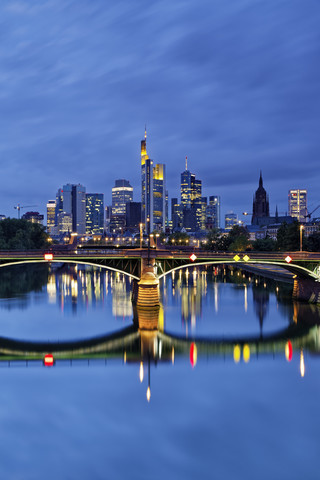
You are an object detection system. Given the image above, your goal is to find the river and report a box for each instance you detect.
[0,263,318,480]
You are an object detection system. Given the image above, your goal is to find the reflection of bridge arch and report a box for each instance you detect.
[0,259,140,281]
[0,320,319,360]
[157,259,319,281]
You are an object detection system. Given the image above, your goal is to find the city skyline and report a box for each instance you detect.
[0,1,319,222]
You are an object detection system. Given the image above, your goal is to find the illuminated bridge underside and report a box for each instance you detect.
[0,322,319,361]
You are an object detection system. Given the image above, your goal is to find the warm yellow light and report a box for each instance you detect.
[124,351,127,363]
[146,387,151,402]
[171,346,175,364]
[243,344,250,363]
[243,255,250,262]
[300,350,305,377]
[233,255,240,262]
[139,362,144,382]
[233,344,241,363]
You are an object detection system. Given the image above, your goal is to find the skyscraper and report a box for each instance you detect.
[153,163,166,231]
[207,196,221,229]
[141,129,154,232]
[251,172,270,226]
[225,212,238,230]
[55,184,86,235]
[112,180,133,215]
[47,200,56,235]
[180,157,202,231]
[86,193,104,235]
[288,189,307,223]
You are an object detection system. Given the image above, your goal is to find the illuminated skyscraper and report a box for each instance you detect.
[55,184,86,235]
[141,129,153,232]
[112,180,133,215]
[46,200,56,235]
[86,193,104,235]
[207,196,220,229]
[225,212,238,230]
[180,157,202,231]
[288,189,307,223]
[153,163,166,231]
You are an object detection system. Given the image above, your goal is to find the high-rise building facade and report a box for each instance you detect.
[225,212,238,230]
[207,196,220,229]
[141,130,153,232]
[112,180,133,216]
[153,163,166,231]
[47,200,56,235]
[180,157,202,231]
[55,184,86,235]
[86,193,104,235]
[288,189,307,223]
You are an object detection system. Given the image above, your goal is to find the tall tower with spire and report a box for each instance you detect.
[180,157,202,231]
[141,128,153,232]
[251,172,270,225]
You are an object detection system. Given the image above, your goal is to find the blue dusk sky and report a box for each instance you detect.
[0,0,319,223]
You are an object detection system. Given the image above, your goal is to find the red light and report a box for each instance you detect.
[44,354,54,366]
[189,253,197,262]
[44,253,53,261]
[285,341,293,362]
[190,342,197,367]
[285,256,292,263]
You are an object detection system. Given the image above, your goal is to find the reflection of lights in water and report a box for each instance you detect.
[231,270,233,276]
[47,275,56,303]
[193,268,197,280]
[285,341,293,361]
[264,283,267,288]
[159,340,162,359]
[139,362,144,382]
[171,347,175,364]
[233,345,241,363]
[172,271,175,281]
[244,284,248,313]
[300,350,305,377]
[243,344,250,363]
[214,282,218,313]
[71,279,78,298]
[276,286,279,293]
[124,351,127,363]
[146,386,151,402]
[190,342,197,367]
[186,268,189,277]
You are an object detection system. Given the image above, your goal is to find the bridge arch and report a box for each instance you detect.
[0,259,140,281]
[157,259,320,281]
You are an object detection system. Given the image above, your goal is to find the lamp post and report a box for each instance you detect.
[139,223,143,249]
[300,224,304,252]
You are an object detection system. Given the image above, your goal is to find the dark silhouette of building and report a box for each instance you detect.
[126,202,141,231]
[251,172,270,226]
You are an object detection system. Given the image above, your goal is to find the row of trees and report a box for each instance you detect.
[204,223,320,252]
[0,218,49,250]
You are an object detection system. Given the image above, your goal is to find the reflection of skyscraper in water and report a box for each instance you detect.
[252,285,269,337]
[112,273,133,318]
[180,269,204,329]
[47,267,133,318]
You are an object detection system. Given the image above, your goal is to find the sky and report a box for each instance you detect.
[0,0,319,224]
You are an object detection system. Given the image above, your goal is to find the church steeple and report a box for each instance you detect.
[259,170,263,188]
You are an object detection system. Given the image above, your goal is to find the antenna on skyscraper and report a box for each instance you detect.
[185,156,188,171]
[144,125,147,139]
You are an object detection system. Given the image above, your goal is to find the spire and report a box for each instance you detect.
[259,170,263,188]
[144,125,147,140]
[185,156,188,171]
[275,205,279,221]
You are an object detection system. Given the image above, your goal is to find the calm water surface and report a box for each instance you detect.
[0,264,319,480]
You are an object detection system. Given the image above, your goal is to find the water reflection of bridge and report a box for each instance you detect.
[0,302,319,362]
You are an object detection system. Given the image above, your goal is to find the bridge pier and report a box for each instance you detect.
[293,278,320,304]
[132,257,160,308]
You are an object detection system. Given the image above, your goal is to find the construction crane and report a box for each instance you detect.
[304,205,320,220]
[14,204,37,219]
